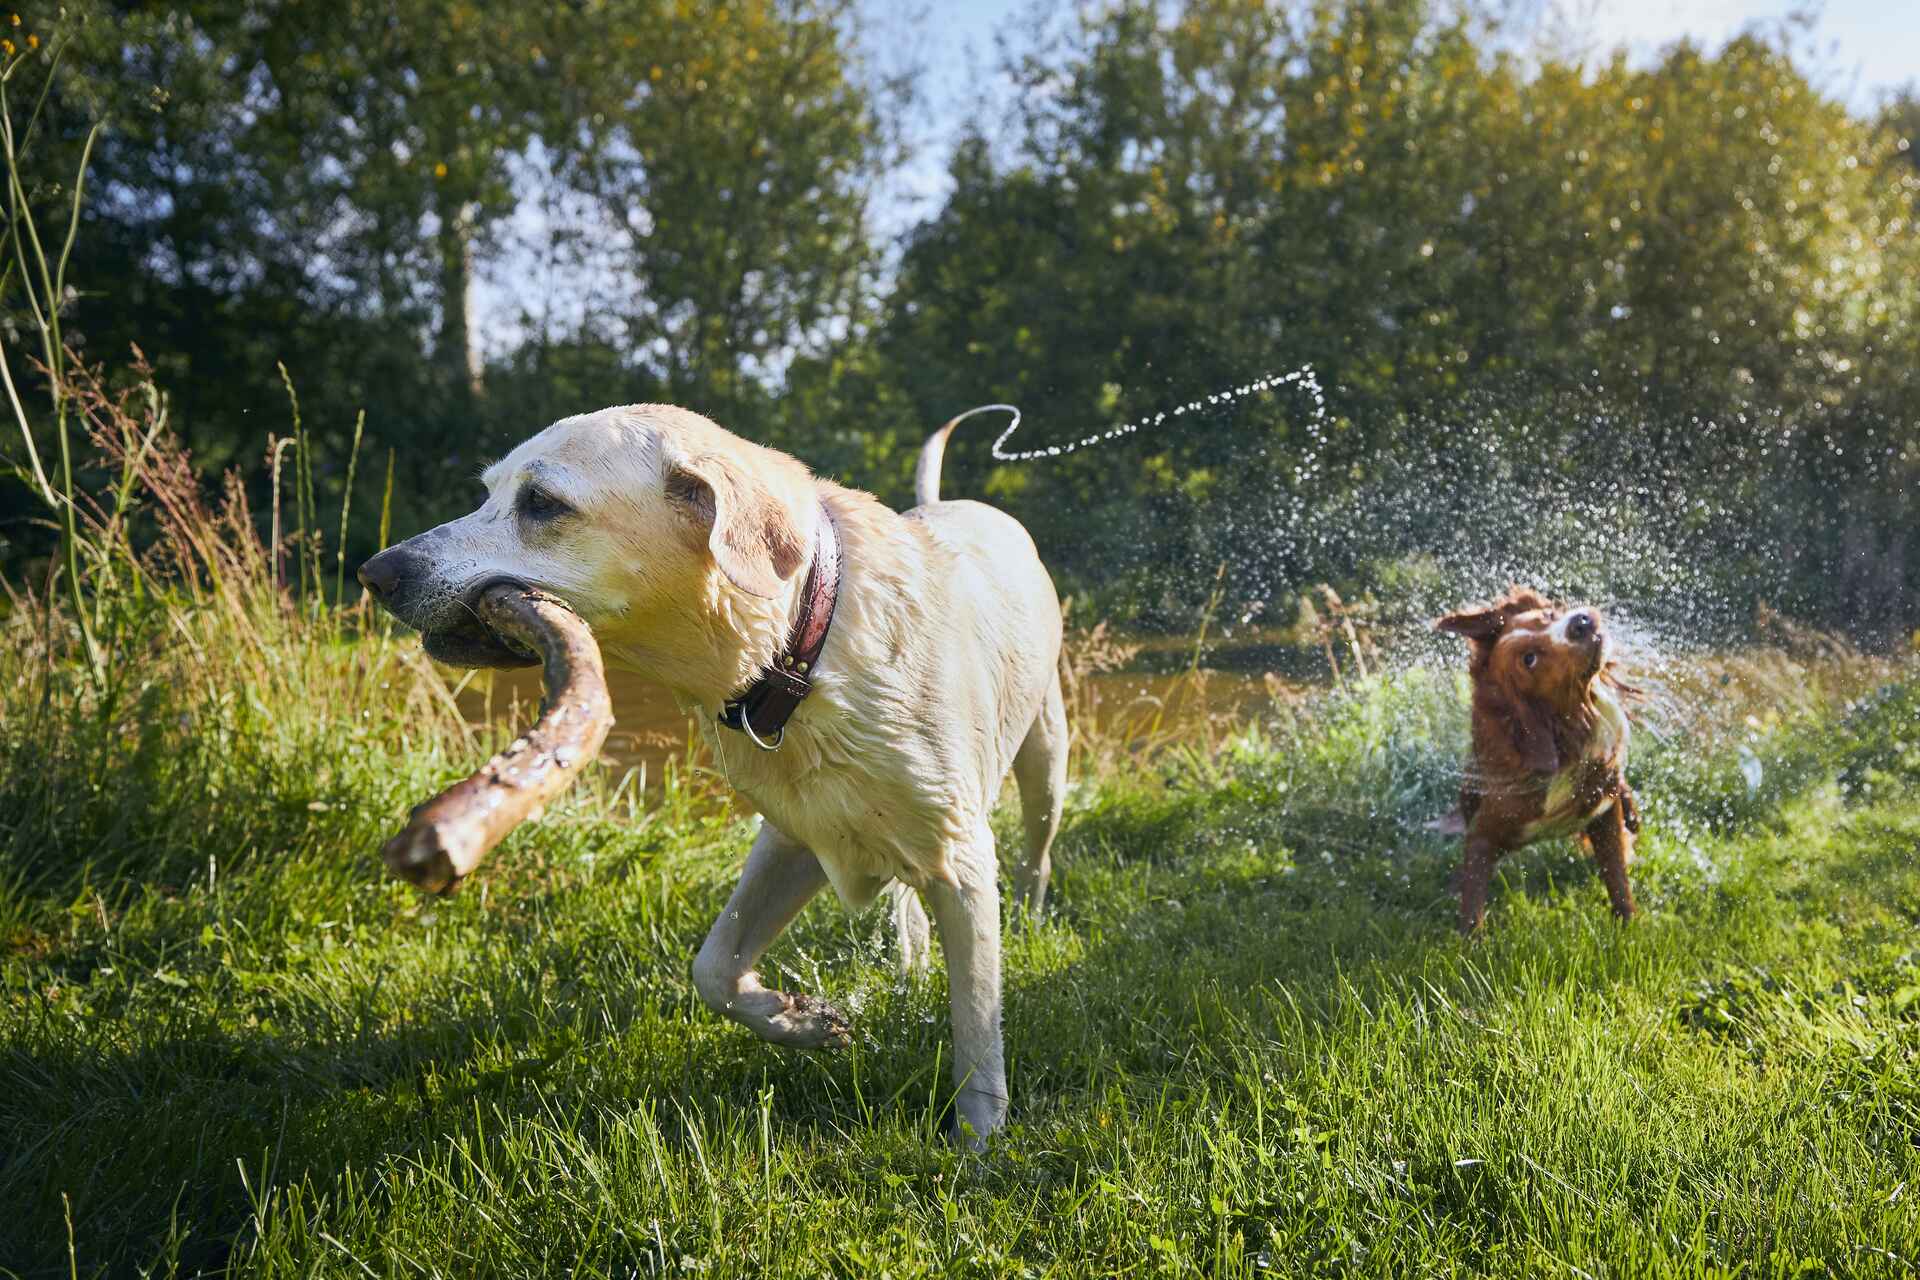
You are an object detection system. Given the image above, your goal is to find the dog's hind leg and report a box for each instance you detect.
[889,881,932,979]
[924,824,1008,1147]
[692,821,851,1049]
[1010,673,1068,919]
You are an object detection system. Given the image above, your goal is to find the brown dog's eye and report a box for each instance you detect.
[518,486,573,523]
[1523,651,1539,669]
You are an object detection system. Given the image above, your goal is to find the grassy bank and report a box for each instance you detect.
[4,42,1918,1276]
[4,569,1918,1275]
[0,348,1915,1278]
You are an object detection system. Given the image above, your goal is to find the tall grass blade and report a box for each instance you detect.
[378,447,395,552]
[336,409,365,607]
[0,72,103,681]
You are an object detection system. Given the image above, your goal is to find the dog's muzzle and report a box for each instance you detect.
[1565,611,1609,677]
[358,547,540,670]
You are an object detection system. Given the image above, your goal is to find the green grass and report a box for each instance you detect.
[5,90,1916,1276]
[4,626,1918,1277]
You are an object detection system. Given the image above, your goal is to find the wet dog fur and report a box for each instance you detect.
[1436,587,1640,932]
[359,404,1068,1145]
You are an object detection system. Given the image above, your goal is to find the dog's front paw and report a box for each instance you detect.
[947,1089,1007,1151]
[770,993,852,1050]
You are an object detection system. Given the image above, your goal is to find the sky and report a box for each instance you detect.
[1566,0,1919,107]
[917,1,1919,106]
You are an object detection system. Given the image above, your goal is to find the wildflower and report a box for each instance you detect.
[433,161,448,178]
[2,38,14,57]
[8,13,17,25]
[26,33,36,49]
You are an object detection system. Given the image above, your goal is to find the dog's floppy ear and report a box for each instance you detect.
[1436,586,1553,646]
[1495,691,1561,775]
[665,454,810,598]
[1436,604,1508,644]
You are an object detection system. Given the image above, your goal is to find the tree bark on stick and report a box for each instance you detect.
[382,585,614,894]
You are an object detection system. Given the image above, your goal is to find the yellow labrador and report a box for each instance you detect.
[358,405,1067,1143]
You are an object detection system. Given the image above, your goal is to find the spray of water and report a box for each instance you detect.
[961,365,1329,463]
[974,372,1910,882]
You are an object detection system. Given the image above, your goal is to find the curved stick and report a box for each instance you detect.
[382,585,614,895]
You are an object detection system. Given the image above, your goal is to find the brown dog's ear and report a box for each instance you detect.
[666,455,810,598]
[1436,586,1554,644]
[1500,693,1561,774]
[1436,604,1508,643]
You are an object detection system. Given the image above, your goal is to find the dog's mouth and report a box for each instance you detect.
[420,578,543,670]
[1584,631,1611,679]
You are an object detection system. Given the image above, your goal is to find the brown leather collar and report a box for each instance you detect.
[717,500,841,748]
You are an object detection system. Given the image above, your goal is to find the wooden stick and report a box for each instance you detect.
[382,585,614,895]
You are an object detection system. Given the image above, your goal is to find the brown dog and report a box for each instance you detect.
[1436,587,1640,931]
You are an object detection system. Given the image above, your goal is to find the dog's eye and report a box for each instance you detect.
[1522,651,1539,669]
[517,486,573,523]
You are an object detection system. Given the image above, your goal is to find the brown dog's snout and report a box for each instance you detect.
[1567,610,1598,642]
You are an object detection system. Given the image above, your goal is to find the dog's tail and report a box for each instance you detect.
[914,404,1018,506]
[914,414,964,507]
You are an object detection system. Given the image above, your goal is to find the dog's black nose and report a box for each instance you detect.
[357,547,409,600]
[1567,611,1597,641]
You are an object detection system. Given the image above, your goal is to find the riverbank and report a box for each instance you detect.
[3,625,1915,1275]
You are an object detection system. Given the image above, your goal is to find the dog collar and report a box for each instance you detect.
[717,500,841,750]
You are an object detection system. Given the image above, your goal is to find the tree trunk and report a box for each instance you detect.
[437,197,484,404]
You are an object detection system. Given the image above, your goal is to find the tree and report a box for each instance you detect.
[534,0,904,432]
[259,1,552,409]
[871,0,1920,619]
[4,1,537,479]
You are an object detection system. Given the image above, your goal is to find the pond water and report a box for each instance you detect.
[455,634,1297,785]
